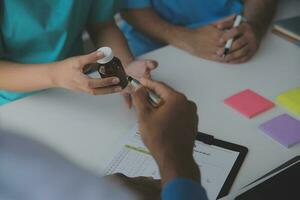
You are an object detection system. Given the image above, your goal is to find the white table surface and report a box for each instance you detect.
[1,1,299,199]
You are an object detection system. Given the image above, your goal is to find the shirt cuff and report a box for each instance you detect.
[162,178,208,200]
[122,0,151,9]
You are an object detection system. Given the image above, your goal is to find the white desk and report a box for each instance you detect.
[1,1,300,199]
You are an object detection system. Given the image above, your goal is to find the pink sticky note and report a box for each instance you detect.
[224,89,275,118]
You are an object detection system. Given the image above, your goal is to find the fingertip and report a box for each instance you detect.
[147,60,159,69]
[95,51,104,58]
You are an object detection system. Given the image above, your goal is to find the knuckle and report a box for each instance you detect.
[76,57,84,66]
[235,52,243,59]
[87,80,93,88]
[242,47,249,55]
[237,40,243,47]
[176,93,187,103]
[189,101,197,110]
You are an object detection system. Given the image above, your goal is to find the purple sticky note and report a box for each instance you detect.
[260,114,300,148]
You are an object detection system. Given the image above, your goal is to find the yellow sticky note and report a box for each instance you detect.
[276,87,300,116]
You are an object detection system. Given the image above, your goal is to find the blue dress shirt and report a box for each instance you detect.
[121,0,243,56]
[163,178,208,200]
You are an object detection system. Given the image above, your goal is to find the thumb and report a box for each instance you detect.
[132,87,153,118]
[140,78,174,100]
[78,51,104,68]
[145,60,159,70]
[214,14,236,30]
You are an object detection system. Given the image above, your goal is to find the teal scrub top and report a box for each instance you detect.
[0,0,120,105]
[121,0,244,56]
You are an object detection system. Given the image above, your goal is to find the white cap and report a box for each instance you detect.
[97,47,114,64]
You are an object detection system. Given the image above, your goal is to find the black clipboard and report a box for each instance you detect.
[197,132,248,199]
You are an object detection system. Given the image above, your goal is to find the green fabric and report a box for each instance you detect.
[0,0,120,105]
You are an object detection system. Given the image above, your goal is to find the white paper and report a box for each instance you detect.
[105,127,239,200]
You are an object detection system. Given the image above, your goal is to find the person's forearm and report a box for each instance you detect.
[157,152,200,186]
[121,8,188,48]
[243,0,277,39]
[0,61,55,92]
[87,21,134,66]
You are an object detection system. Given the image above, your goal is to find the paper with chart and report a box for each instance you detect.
[105,127,240,200]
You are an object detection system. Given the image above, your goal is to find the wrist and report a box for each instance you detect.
[157,152,200,186]
[165,25,189,48]
[246,20,264,41]
[47,62,61,88]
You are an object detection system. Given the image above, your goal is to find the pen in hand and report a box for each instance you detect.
[127,76,163,107]
[223,15,243,57]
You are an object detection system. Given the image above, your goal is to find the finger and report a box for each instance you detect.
[104,173,128,182]
[140,78,175,99]
[216,48,225,57]
[89,86,122,95]
[188,100,199,126]
[132,87,153,117]
[78,51,104,67]
[219,27,242,45]
[188,101,198,113]
[225,45,250,62]
[144,60,159,79]
[138,178,161,190]
[229,54,252,64]
[82,63,99,75]
[122,93,132,109]
[214,14,236,30]
[230,36,248,53]
[211,53,226,63]
[86,77,120,89]
[130,177,161,190]
[145,60,159,70]
[114,173,128,179]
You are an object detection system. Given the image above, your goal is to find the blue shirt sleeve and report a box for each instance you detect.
[122,0,151,9]
[162,178,208,200]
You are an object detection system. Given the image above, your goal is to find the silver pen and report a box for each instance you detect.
[127,76,163,106]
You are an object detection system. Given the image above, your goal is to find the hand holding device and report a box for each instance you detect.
[50,51,122,95]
